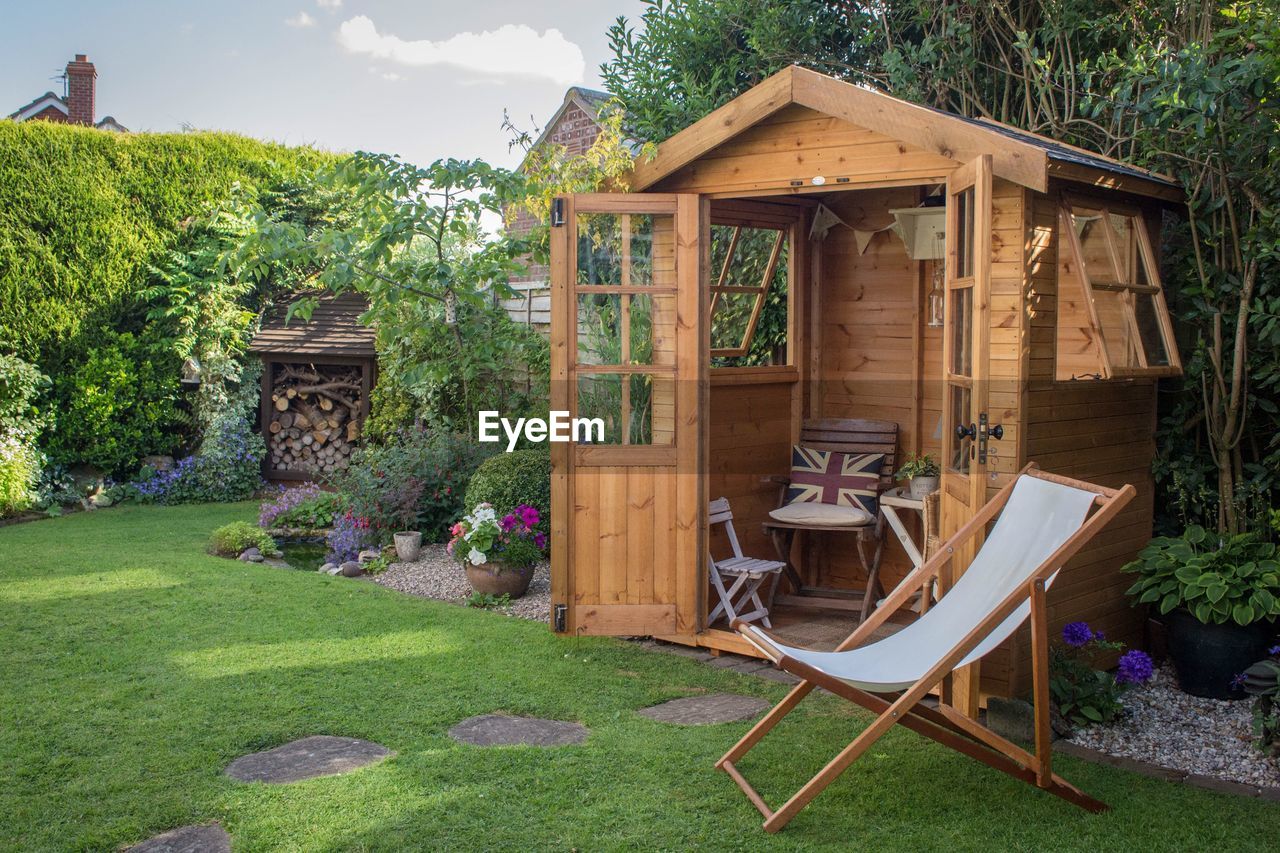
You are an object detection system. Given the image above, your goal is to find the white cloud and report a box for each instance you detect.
[336,16,584,86]
[317,0,343,8]
[286,11,316,28]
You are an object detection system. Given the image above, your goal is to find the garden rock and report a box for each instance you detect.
[325,565,344,576]
[224,735,393,783]
[141,455,176,473]
[128,822,230,852]
[238,548,264,563]
[318,562,337,574]
[358,549,381,564]
[448,714,588,746]
[984,697,1036,744]
[340,561,363,577]
[638,693,771,725]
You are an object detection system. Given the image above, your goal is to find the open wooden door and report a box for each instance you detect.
[549,193,707,636]
[939,156,998,714]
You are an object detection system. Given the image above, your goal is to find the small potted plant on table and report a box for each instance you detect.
[1123,525,1279,699]
[896,453,941,499]
[448,503,546,599]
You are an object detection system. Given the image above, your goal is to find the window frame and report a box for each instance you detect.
[1058,194,1181,380]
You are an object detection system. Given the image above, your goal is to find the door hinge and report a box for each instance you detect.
[554,603,567,632]
[550,198,565,228]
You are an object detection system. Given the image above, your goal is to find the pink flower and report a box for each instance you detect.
[534,533,547,550]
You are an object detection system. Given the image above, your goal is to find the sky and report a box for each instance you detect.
[0,0,647,168]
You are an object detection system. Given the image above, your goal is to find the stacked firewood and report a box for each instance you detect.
[267,363,363,475]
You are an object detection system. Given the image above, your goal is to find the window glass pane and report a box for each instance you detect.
[576,294,621,365]
[709,225,788,364]
[576,213,671,285]
[576,374,622,443]
[1072,207,1120,285]
[949,286,972,376]
[948,384,972,474]
[1092,289,1142,369]
[1135,293,1170,366]
[1107,213,1137,285]
[710,292,760,352]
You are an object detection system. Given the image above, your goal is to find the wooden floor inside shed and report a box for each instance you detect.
[661,604,911,658]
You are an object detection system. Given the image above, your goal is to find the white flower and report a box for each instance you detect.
[467,548,487,566]
[473,506,497,523]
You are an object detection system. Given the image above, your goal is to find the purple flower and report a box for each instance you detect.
[534,533,547,550]
[1268,645,1280,657]
[1062,622,1093,648]
[1230,672,1248,691]
[1115,650,1154,685]
[500,513,519,532]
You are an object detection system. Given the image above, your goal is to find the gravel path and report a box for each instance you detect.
[1068,665,1279,788]
[373,544,550,622]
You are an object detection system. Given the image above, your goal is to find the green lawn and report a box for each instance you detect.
[0,504,1275,851]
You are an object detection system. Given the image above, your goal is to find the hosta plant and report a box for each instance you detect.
[1123,525,1280,626]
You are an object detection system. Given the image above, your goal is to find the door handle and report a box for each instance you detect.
[955,423,976,440]
[989,424,1004,441]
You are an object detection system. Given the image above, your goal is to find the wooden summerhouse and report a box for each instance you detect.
[248,293,376,481]
[548,67,1183,707]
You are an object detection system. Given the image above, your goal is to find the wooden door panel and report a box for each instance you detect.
[551,193,706,636]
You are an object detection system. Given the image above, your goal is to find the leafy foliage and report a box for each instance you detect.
[1242,649,1280,757]
[43,330,184,476]
[258,483,347,530]
[328,426,495,544]
[464,448,552,527]
[1123,525,1280,626]
[207,522,280,558]
[0,355,50,515]
[1050,622,1152,729]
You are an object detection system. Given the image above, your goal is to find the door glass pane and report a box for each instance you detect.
[576,213,672,286]
[949,286,973,376]
[1135,293,1170,366]
[574,373,672,447]
[576,294,621,365]
[956,188,975,278]
[627,293,676,366]
[948,384,972,475]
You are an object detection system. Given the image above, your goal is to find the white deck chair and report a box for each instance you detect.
[717,465,1136,832]
[708,498,786,628]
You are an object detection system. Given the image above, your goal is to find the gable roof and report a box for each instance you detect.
[7,91,68,122]
[631,66,1180,202]
[249,293,376,359]
[527,86,612,153]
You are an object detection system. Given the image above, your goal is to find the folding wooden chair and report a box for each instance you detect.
[717,464,1135,832]
[708,498,786,628]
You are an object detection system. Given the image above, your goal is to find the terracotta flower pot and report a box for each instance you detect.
[465,560,534,599]
[394,531,422,562]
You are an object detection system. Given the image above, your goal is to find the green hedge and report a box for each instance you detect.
[0,121,331,362]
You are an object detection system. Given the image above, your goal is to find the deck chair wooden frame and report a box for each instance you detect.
[708,498,786,628]
[719,464,1135,832]
[762,418,899,622]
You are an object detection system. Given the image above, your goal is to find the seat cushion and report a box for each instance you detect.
[768,502,872,527]
[784,446,884,515]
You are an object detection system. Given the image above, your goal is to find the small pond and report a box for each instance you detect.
[278,539,328,572]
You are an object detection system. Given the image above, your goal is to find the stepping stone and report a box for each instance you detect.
[638,693,771,725]
[128,822,230,853]
[225,735,393,783]
[448,714,588,746]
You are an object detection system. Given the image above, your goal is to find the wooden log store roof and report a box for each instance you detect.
[630,65,1182,203]
[248,292,376,359]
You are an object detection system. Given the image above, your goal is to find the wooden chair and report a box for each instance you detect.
[708,498,786,628]
[762,418,899,621]
[719,465,1136,832]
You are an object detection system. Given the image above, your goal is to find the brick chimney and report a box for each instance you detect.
[65,54,96,126]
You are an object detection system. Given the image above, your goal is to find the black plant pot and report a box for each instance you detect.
[1163,608,1275,699]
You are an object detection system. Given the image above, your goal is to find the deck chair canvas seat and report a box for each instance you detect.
[717,466,1135,832]
[708,498,786,628]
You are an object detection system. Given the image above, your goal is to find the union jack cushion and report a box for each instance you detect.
[785,446,884,515]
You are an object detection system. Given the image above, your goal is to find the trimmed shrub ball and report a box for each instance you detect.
[463,448,551,528]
